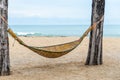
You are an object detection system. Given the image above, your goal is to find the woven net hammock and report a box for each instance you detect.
[0,15,103,58]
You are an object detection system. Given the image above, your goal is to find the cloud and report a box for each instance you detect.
[9,7,91,19]
[8,0,91,19]
[8,0,120,25]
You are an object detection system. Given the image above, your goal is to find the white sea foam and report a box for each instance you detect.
[16,32,35,35]
[10,25,120,37]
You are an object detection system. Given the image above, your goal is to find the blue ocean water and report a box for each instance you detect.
[10,25,120,37]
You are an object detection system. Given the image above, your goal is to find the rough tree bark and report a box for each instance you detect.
[85,0,105,65]
[0,0,10,76]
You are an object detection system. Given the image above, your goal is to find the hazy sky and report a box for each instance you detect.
[8,0,120,25]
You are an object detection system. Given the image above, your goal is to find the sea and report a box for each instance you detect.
[9,25,120,37]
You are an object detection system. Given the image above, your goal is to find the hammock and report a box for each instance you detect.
[7,25,93,58]
[0,15,102,58]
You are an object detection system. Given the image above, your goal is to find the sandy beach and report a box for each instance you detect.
[1,36,120,80]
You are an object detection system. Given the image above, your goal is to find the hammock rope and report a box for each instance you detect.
[0,15,103,58]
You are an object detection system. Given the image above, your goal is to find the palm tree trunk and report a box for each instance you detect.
[85,0,105,65]
[0,0,10,76]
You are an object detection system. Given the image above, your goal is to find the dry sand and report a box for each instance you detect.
[1,36,120,80]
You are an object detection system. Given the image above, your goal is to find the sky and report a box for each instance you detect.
[8,0,120,25]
